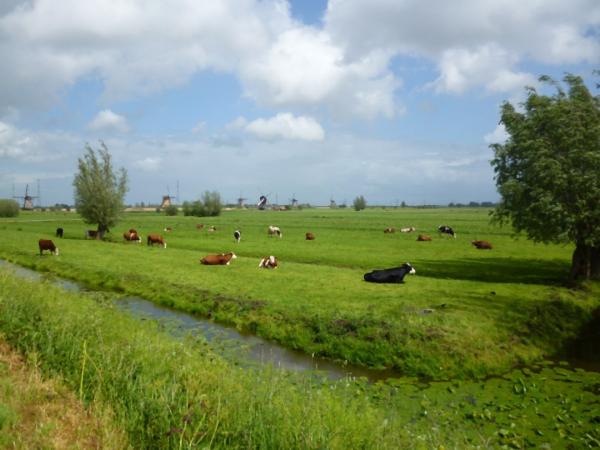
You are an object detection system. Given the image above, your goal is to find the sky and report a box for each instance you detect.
[0,0,598,206]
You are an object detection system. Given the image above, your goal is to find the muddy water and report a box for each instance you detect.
[0,260,399,381]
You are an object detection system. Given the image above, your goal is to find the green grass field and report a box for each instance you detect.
[0,208,598,379]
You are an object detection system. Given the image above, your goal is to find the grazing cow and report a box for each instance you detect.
[200,252,237,265]
[383,227,396,234]
[147,233,167,248]
[305,232,315,240]
[258,255,278,269]
[234,230,241,243]
[123,231,142,243]
[438,225,456,238]
[85,230,98,239]
[196,224,204,230]
[363,263,416,283]
[268,225,282,238]
[164,227,172,233]
[400,227,416,233]
[38,239,59,256]
[129,228,138,234]
[417,234,432,241]
[472,240,493,250]
[55,227,64,238]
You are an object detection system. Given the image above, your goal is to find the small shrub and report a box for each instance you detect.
[183,191,222,217]
[0,199,19,217]
[164,205,178,216]
[353,195,367,211]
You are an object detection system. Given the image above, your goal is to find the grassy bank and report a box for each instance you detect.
[0,208,598,379]
[0,269,599,448]
[0,339,127,449]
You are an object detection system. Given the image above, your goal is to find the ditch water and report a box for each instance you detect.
[0,259,399,382]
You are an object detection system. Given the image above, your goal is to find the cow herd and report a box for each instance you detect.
[37,220,492,284]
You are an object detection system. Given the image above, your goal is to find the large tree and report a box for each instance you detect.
[490,74,600,281]
[73,142,128,238]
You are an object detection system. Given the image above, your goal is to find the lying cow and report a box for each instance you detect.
[147,233,167,248]
[259,255,278,269]
[39,239,59,256]
[417,234,432,241]
[438,225,456,238]
[55,227,64,238]
[196,224,204,230]
[305,232,315,240]
[383,227,396,234]
[363,263,415,283]
[201,252,237,265]
[400,227,416,233]
[234,230,241,243]
[208,226,217,232]
[164,227,172,233]
[268,225,282,238]
[472,240,493,250]
[123,231,142,243]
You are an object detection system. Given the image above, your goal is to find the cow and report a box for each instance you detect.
[123,231,142,243]
[39,239,59,256]
[129,228,138,234]
[438,225,456,238]
[55,227,64,238]
[200,252,237,265]
[268,225,282,238]
[196,224,204,230]
[208,226,217,232]
[164,227,172,233]
[363,263,416,283]
[234,230,241,243]
[85,230,98,239]
[472,240,493,250]
[258,255,278,269]
[147,233,167,248]
[400,227,416,233]
[417,234,432,241]
[383,227,396,234]
[305,232,315,240]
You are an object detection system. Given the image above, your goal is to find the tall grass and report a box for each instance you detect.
[1,270,599,449]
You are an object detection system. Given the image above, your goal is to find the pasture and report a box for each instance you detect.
[0,207,598,380]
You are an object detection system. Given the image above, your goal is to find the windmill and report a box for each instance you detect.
[257,190,271,210]
[13,183,39,210]
[160,182,179,208]
[237,192,247,208]
[329,196,337,209]
[289,193,298,208]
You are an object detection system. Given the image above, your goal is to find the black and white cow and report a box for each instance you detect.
[234,230,241,243]
[363,263,416,283]
[438,225,456,238]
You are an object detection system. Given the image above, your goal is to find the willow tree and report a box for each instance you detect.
[73,142,128,238]
[490,74,600,280]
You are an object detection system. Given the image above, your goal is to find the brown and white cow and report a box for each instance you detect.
[164,227,173,233]
[305,232,315,240]
[268,225,282,238]
[400,227,416,233]
[472,240,493,250]
[383,227,396,234]
[39,239,59,256]
[123,231,142,243]
[417,234,432,241]
[258,255,278,269]
[147,233,167,248]
[200,252,237,265]
[196,224,204,230]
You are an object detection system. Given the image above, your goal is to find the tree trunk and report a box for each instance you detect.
[96,224,108,240]
[570,243,600,281]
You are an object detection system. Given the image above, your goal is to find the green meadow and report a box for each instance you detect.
[0,208,598,380]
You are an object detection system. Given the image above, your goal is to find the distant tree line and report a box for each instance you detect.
[448,201,497,208]
[182,191,222,217]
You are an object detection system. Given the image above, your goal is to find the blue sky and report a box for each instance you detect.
[1,0,598,206]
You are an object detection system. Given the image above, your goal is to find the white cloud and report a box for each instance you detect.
[484,124,509,144]
[134,156,162,172]
[0,120,76,162]
[192,121,206,134]
[87,110,130,133]
[244,113,325,141]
